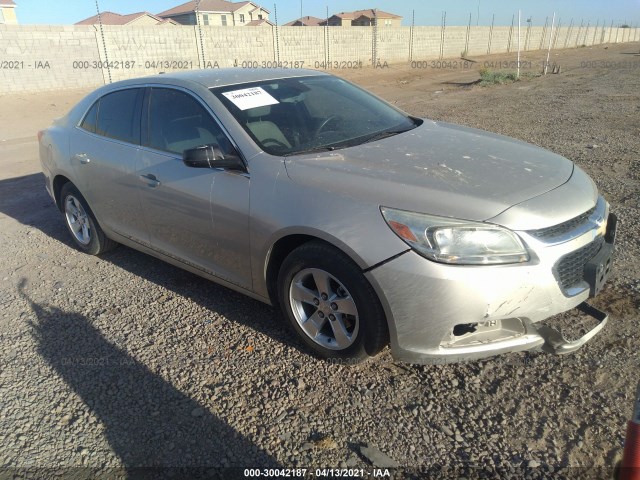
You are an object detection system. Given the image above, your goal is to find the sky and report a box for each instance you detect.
[13,0,640,27]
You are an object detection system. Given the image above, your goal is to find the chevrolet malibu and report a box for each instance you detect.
[38,69,616,364]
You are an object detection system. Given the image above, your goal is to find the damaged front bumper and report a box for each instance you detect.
[428,302,609,362]
[537,302,608,355]
[365,211,616,364]
[397,302,608,364]
[372,300,607,364]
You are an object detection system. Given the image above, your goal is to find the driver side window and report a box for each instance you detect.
[146,88,233,156]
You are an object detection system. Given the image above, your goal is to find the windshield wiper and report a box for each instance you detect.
[361,126,414,144]
[332,127,412,150]
[284,125,416,156]
[283,145,338,157]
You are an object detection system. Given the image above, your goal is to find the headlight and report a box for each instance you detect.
[381,207,529,265]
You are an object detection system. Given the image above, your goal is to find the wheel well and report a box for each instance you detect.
[52,175,72,211]
[266,234,325,305]
[266,234,391,354]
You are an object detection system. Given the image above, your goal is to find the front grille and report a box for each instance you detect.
[530,206,596,240]
[555,236,604,291]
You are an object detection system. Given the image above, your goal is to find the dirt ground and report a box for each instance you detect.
[0,44,639,476]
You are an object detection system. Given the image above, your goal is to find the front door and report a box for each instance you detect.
[137,87,252,290]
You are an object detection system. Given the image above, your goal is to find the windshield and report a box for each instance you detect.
[210,75,419,156]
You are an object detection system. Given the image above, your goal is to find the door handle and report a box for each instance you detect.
[139,174,161,187]
[73,153,91,164]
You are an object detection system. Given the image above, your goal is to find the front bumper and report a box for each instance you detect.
[366,209,616,364]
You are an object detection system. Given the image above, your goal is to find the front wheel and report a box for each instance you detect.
[60,183,117,255]
[278,242,388,363]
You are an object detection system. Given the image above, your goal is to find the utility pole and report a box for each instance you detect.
[517,10,521,79]
[544,12,556,75]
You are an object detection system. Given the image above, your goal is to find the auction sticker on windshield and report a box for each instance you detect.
[222,86,279,110]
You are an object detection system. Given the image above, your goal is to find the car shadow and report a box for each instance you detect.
[19,279,280,473]
[0,173,70,243]
[441,79,482,87]
[0,173,309,359]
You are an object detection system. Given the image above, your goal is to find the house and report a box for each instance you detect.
[157,0,270,26]
[0,0,18,24]
[325,9,402,27]
[75,11,179,26]
[284,15,324,27]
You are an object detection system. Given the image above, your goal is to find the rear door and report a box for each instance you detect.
[69,88,146,242]
[137,87,252,289]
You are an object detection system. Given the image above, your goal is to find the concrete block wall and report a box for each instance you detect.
[487,27,514,54]
[0,24,638,93]
[0,24,103,92]
[441,26,469,58]
[201,26,274,68]
[277,27,325,67]
[410,27,444,60]
[464,27,491,56]
[375,27,410,63]
[327,27,373,65]
[550,25,624,49]
[99,25,200,82]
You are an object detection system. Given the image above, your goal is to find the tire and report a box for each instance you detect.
[278,241,388,363]
[60,182,117,255]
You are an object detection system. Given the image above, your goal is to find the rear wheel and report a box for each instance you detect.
[60,183,117,255]
[278,241,388,363]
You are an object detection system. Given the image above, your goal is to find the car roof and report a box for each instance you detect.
[108,68,329,90]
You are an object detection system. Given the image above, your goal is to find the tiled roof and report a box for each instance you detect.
[158,0,269,17]
[284,15,324,26]
[332,12,355,19]
[75,11,170,25]
[334,9,401,20]
[0,0,16,6]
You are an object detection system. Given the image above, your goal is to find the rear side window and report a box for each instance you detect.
[146,88,232,155]
[80,102,98,133]
[95,89,142,144]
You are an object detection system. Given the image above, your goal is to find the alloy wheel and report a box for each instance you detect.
[289,268,360,350]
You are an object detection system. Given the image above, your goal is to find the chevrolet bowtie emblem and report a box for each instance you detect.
[594,215,607,238]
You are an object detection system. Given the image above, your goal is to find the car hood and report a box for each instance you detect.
[284,120,575,223]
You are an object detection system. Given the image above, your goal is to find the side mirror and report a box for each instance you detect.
[183,144,245,171]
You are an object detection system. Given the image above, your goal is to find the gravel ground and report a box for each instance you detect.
[0,44,639,478]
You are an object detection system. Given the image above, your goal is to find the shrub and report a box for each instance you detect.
[479,68,519,85]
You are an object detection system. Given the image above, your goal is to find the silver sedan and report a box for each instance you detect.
[38,68,616,364]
